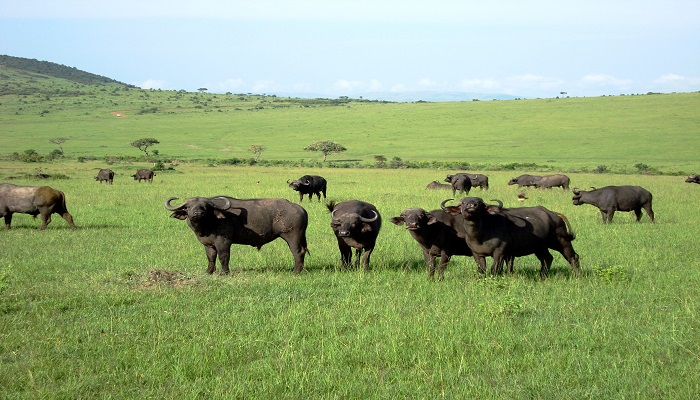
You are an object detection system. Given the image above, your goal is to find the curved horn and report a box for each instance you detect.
[440,198,455,211]
[572,188,580,195]
[287,179,291,184]
[490,199,503,208]
[331,209,337,220]
[164,197,187,211]
[360,210,379,223]
[211,197,232,210]
[590,186,597,190]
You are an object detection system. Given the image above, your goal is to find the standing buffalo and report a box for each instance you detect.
[572,186,654,223]
[0,184,76,230]
[425,180,452,190]
[132,169,155,183]
[686,175,700,184]
[535,174,571,190]
[442,197,580,277]
[390,208,474,280]
[508,174,542,188]
[465,174,490,190]
[165,196,309,274]
[445,174,472,196]
[287,175,327,202]
[327,200,381,271]
[95,169,115,184]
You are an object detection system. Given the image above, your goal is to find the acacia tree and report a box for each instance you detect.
[304,140,347,162]
[131,138,160,157]
[49,137,68,154]
[248,144,266,161]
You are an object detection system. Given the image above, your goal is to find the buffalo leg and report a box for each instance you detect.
[537,251,554,277]
[39,212,52,230]
[216,244,232,275]
[204,245,218,274]
[423,249,436,279]
[61,212,77,229]
[283,238,306,274]
[299,193,304,203]
[473,255,487,274]
[336,238,353,268]
[644,204,655,222]
[4,213,12,229]
[634,208,643,222]
[361,246,373,272]
[437,253,451,281]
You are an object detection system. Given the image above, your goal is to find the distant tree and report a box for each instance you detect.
[304,140,347,162]
[131,138,160,157]
[197,88,208,93]
[374,155,387,168]
[248,144,266,161]
[49,137,68,154]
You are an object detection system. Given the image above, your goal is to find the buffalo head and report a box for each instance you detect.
[164,197,232,221]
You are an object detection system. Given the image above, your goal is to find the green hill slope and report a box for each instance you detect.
[0,55,698,174]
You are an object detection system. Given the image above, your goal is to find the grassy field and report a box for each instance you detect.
[1,162,699,398]
[1,79,699,173]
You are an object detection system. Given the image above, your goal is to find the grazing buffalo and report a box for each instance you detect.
[287,175,327,202]
[132,168,155,183]
[390,208,477,280]
[0,184,76,230]
[425,180,452,190]
[508,174,542,188]
[535,174,570,190]
[686,175,700,184]
[95,168,115,184]
[165,196,309,274]
[445,174,472,196]
[327,200,381,271]
[572,186,654,223]
[465,173,490,190]
[442,197,580,277]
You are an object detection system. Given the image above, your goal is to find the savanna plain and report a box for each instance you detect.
[1,81,699,398]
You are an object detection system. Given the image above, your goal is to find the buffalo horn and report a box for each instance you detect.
[164,197,187,211]
[211,197,232,210]
[572,188,580,195]
[490,199,503,208]
[360,210,379,223]
[440,198,455,211]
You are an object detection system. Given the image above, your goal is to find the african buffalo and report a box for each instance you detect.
[132,168,155,183]
[572,186,654,223]
[288,175,327,202]
[465,174,490,190]
[508,174,542,188]
[327,200,381,271]
[535,174,570,190]
[95,168,115,184]
[442,197,580,277]
[390,208,476,280]
[445,174,472,196]
[686,175,700,184]
[165,196,309,274]
[0,184,76,230]
[425,180,452,190]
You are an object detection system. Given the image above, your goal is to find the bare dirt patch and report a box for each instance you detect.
[111,111,127,118]
[137,269,196,289]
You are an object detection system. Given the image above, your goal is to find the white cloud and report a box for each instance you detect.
[140,79,166,89]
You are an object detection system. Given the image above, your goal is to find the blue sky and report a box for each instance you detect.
[1,0,699,99]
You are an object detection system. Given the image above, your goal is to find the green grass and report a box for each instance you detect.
[1,78,699,173]
[1,164,699,398]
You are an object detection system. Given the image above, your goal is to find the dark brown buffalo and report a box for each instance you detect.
[0,184,76,230]
[287,175,327,202]
[535,174,571,190]
[465,173,490,190]
[165,196,308,274]
[572,186,654,223]
[508,174,542,188]
[686,175,700,184]
[442,197,580,277]
[95,168,115,184]
[425,180,452,190]
[132,169,155,183]
[390,208,475,280]
[444,174,472,196]
[327,200,381,271]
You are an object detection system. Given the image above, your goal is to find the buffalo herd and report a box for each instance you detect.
[7,168,691,280]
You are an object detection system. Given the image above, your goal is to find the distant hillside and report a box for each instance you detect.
[0,55,131,86]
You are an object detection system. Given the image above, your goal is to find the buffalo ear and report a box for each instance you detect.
[486,206,501,215]
[389,217,405,226]
[427,215,439,225]
[361,223,373,233]
[443,206,460,215]
[213,210,226,219]
[170,211,188,220]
